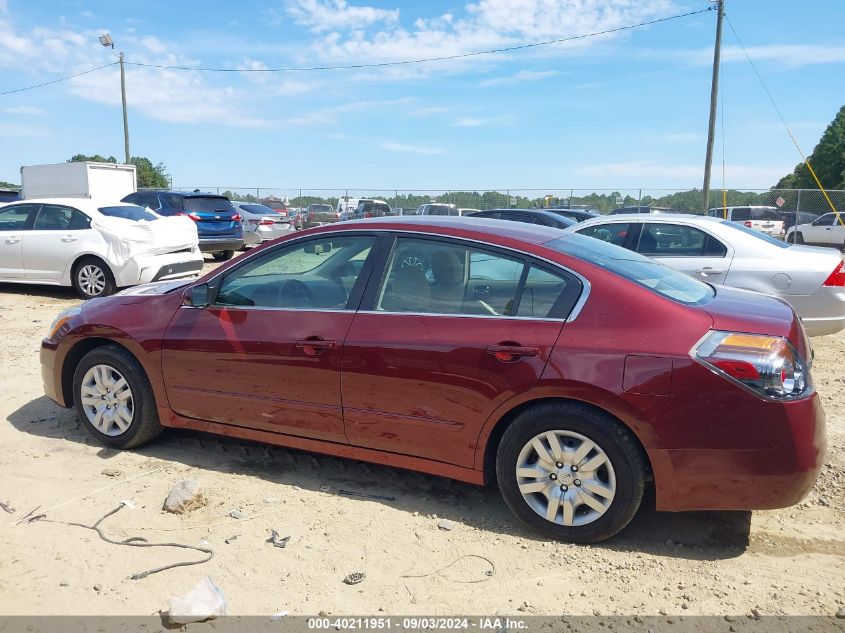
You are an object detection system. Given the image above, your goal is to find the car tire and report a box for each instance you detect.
[496,402,646,543]
[72,345,163,449]
[790,232,804,244]
[212,250,235,261]
[72,257,116,299]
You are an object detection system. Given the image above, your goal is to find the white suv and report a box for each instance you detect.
[707,206,784,238]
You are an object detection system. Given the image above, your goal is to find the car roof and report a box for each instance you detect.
[328,215,565,245]
[574,213,724,225]
[5,198,138,211]
[145,190,229,198]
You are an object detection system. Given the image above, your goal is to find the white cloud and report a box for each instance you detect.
[139,35,167,54]
[1,105,43,115]
[287,0,399,33]
[409,106,451,117]
[0,18,273,128]
[451,115,511,127]
[380,141,444,155]
[479,69,559,87]
[293,0,675,78]
[69,64,270,127]
[287,97,415,125]
[0,1,8,13]
[575,161,790,189]
[650,44,845,69]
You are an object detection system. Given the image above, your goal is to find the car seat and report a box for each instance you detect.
[430,249,465,313]
[380,265,430,312]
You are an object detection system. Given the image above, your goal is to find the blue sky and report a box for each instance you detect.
[0,0,843,195]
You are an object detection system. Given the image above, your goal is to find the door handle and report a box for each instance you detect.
[4,237,21,244]
[296,337,337,356]
[696,267,724,275]
[61,235,79,242]
[486,344,539,362]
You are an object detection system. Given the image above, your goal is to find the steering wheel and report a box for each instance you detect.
[277,280,315,308]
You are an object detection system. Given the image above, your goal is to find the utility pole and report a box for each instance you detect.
[99,34,130,164]
[702,0,724,211]
[119,52,130,164]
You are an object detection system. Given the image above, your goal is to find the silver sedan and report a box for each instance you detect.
[233,202,294,247]
[563,214,845,336]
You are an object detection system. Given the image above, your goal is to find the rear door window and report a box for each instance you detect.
[34,205,91,231]
[636,223,727,257]
[729,208,751,221]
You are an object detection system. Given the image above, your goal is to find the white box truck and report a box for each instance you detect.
[20,162,137,200]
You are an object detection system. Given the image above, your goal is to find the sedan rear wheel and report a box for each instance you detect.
[790,232,804,244]
[496,402,646,543]
[72,257,116,299]
[73,345,162,449]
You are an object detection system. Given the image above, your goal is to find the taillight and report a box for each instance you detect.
[744,220,753,227]
[177,212,201,221]
[693,331,810,400]
[335,212,341,218]
[259,219,274,226]
[232,213,241,222]
[823,261,845,287]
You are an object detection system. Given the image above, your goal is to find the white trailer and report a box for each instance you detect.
[21,162,137,200]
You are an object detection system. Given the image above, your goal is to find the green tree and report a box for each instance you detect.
[0,180,19,189]
[776,104,845,190]
[129,157,170,188]
[68,154,117,164]
[68,154,170,188]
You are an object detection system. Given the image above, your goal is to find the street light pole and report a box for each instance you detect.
[99,33,130,165]
[119,51,130,164]
[702,0,724,211]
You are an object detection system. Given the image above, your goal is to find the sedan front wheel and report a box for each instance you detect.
[73,345,163,449]
[496,402,646,543]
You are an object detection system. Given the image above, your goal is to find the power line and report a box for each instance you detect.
[723,12,841,219]
[0,62,117,96]
[0,6,711,97]
[126,6,713,73]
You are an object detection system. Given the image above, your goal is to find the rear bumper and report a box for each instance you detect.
[115,249,205,286]
[650,393,826,511]
[785,287,845,336]
[198,238,244,253]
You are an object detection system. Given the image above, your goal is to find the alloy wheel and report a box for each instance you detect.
[78,264,106,296]
[515,430,616,526]
[79,364,134,436]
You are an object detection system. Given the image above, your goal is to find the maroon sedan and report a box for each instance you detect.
[41,218,825,542]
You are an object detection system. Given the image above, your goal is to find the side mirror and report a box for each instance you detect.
[183,283,209,307]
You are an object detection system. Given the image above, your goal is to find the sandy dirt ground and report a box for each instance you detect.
[0,260,843,618]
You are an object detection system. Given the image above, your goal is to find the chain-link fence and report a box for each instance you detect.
[159,186,845,221]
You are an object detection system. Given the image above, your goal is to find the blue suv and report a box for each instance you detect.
[122,190,244,260]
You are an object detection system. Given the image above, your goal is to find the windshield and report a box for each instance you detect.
[725,221,792,249]
[546,234,715,305]
[184,196,235,213]
[98,205,158,221]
